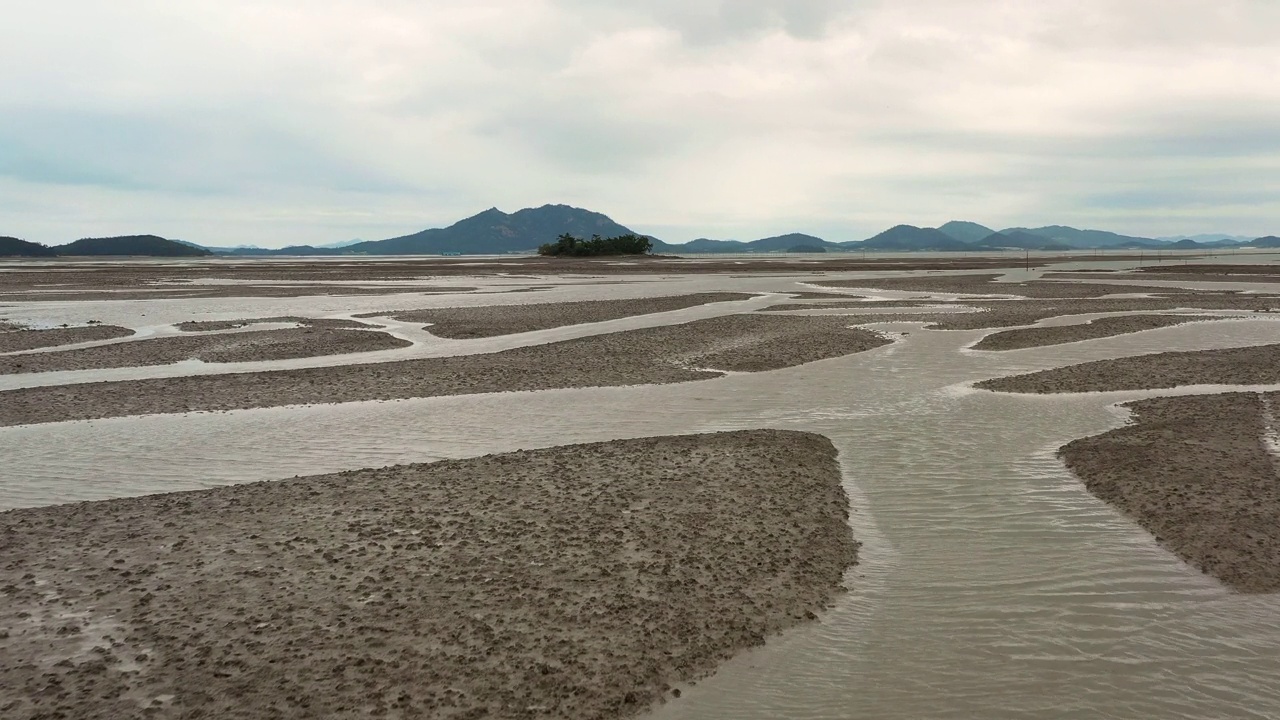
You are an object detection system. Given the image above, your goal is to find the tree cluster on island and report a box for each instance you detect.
[538,233,653,257]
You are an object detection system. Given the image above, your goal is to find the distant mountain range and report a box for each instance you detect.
[2,206,1276,257]
[1,235,210,258]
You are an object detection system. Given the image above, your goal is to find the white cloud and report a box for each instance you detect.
[1,0,1278,246]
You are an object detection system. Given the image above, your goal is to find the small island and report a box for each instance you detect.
[538,233,653,257]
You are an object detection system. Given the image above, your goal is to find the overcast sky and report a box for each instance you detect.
[3,0,1279,247]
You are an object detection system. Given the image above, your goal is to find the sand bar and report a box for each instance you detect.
[767,294,1280,331]
[977,342,1280,394]
[0,326,135,353]
[0,286,476,303]
[814,273,1207,298]
[0,430,857,719]
[0,255,1058,295]
[173,317,370,332]
[971,314,1210,351]
[0,328,411,375]
[1060,393,1280,592]
[373,293,755,338]
[0,314,890,426]
[1140,265,1280,277]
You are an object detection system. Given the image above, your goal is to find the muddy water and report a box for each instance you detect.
[5,275,1280,718]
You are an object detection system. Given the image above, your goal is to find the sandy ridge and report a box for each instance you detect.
[0,326,136,353]
[174,317,370,332]
[1059,393,1280,592]
[976,342,1280,394]
[0,327,411,375]
[0,430,858,719]
[814,273,1210,299]
[971,314,1210,351]
[0,314,890,426]
[373,293,756,338]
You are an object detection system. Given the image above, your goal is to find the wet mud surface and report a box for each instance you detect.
[1060,393,1280,592]
[977,342,1280,393]
[0,430,856,720]
[0,328,410,375]
[373,293,755,338]
[971,315,1212,350]
[0,326,136,353]
[173,317,370,332]
[0,315,890,426]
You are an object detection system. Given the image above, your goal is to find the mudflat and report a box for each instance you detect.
[374,293,755,338]
[971,314,1210,351]
[814,273,1206,299]
[0,326,135,353]
[767,294,1279,331]
[0,430,858,720]
[0,327,410,375]
[976,342,1280,394]
[0,255,1054,294]
[0,314,890,426]
[1059,393,1280,592]
[174,317,370,332]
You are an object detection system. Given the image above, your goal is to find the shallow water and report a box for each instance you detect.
[5,271,1280,719]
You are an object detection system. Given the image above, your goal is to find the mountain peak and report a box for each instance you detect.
[359,204,643,255]
[937,220,997,244]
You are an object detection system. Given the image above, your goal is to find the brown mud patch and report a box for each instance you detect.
[766,293,1280,331]
[373,293,755,339]
[977,342,1280,394]
[0,326,136,353]
[174,317,369,332]
[971,315,1213,351]
[0,315,890,426]
[0,430,857,720]
[0,286,475,303]
[815,273,1220,299]
[1060,393,1280,592]
[0,328,410,375]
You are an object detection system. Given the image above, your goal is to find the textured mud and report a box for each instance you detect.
[977,342,1280,394]
[0,286,480,302]
[373,293,755,338]
[0,326,135,353]
[0,314,890,426]
[814,273,1205,298]
[0,328,410,375]
[971,314,1213,351]
[1060,393,1280,592]
[766,294,1280,331]
[0,430,858,720]
[174,317,370,332]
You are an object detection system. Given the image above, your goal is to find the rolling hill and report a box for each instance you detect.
[664,233,839,253]
[973,231,1072,251]
[677,238,751,253]
[0,236,58,257]
[1000,225,1157,249]
[55,235,212,257]
[937,221,997,244]
[849,225,972,251]
[343,204,642,255]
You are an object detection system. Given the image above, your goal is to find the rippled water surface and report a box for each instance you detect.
[5,268,1280,718]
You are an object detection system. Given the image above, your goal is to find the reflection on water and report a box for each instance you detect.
[4,273,1280,719]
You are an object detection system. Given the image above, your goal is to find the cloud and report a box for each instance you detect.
[1,0,1279,246]
[564,0,854,42]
